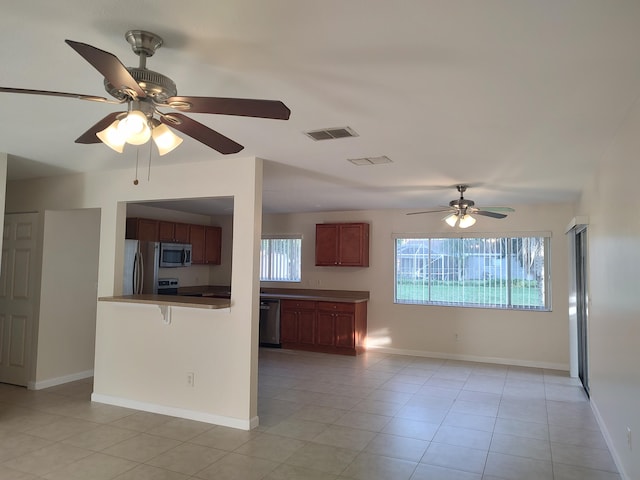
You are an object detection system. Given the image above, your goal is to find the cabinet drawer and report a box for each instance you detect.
[317,301,355,313]
[281,300,317,311]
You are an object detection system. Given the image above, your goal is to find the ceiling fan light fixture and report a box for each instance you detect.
[444,213,459,227]
[117,110,151,145]
[458,214,476,229]
[96,120,126,153]
[152,123,183,156]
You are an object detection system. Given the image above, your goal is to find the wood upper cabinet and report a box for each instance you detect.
[174,223,190,243]
[190,225,222,265]
[189,224,206,264]
[159,221,190,243]
[126,218,159,241]
[204,226,222,265]
[126,217,221,265]
[315,223,369,267]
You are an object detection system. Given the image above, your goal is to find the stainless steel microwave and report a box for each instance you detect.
[159,242,192,267]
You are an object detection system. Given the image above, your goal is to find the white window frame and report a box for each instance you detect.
[393,231,551,311]
[260,234,302,282]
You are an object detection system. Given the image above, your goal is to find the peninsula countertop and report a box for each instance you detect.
[98,294,231,309]
[178,285,369,303]
[99,288,369,309]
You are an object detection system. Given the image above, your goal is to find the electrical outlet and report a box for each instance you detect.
[628,427,632,451]
[186,372,195,387]
[454,333,459,342]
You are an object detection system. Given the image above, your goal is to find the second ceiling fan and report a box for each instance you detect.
[0,30,291,155]
[408,185,515,228]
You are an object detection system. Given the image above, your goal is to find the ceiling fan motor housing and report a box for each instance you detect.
[104,68,177,102]
[450,198,474,209]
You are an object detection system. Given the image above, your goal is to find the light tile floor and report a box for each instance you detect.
[0,348,621,479]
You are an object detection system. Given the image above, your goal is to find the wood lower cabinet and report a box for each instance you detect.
[280,299,367,355]
[280,300,316,346]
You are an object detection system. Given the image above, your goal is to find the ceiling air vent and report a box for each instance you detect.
[348,156,393,166]
[305,126,359,141]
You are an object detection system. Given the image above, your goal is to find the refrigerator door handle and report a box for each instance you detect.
[132,252,138,294]
[138,252,144,294]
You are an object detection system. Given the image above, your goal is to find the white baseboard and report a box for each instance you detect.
[366,346,569,371]
[91,393,258,431]
[28,369,94,390]
[591,398,630,480]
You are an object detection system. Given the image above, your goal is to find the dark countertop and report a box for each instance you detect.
[178,285,369,303]
[260,288,369,303]
[98,294,231,309]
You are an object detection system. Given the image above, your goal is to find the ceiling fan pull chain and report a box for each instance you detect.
[133,148,139,185]
[148,141,152,181]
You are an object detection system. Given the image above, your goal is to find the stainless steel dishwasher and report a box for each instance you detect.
[259,299,281,347]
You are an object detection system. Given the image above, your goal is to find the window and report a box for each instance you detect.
[260,235,302,282]
[395,234,550,310]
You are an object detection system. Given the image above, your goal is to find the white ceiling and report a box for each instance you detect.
[2,1,640,214]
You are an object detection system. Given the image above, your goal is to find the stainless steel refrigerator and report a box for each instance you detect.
[123,240,160,295]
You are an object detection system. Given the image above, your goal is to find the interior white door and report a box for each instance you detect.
[0,213,39,386]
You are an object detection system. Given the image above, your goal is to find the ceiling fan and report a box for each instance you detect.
[0,30,290,155]
[407,185,515,228]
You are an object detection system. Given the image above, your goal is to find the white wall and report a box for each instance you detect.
[35,209,101,388]
[0,153,6,261]
[576,99,640,479]
[263,202,572,369]
[6,156,262,429]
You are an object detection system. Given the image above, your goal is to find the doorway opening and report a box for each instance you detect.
[575,225,589,396]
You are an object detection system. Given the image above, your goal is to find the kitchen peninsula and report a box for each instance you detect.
[99,294,230,309]
[176,286,370,355]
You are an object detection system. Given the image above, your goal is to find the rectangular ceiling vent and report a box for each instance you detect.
[348,156,393,166]
[305,126,359,141]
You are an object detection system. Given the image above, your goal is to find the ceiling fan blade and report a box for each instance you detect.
[479,206,515,213]
[474,210,508,219]
[0,87,122,104]
[75,111,123,144]
[165,96,291,120]
[407,208,452,216]
[65,39,146,99]
[161,113,244,154]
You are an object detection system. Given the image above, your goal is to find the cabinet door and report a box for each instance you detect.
[315,224,338,266]
[297,309,316,345]
[280,308,298,343]
[335,313,355,348]
[338,223,369,266]
[174,223,190,243]
[189,224,206,264]
[158,221,175,242]
[135,218,159,241]
[204,226,222,265]
[316,311,335,346]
